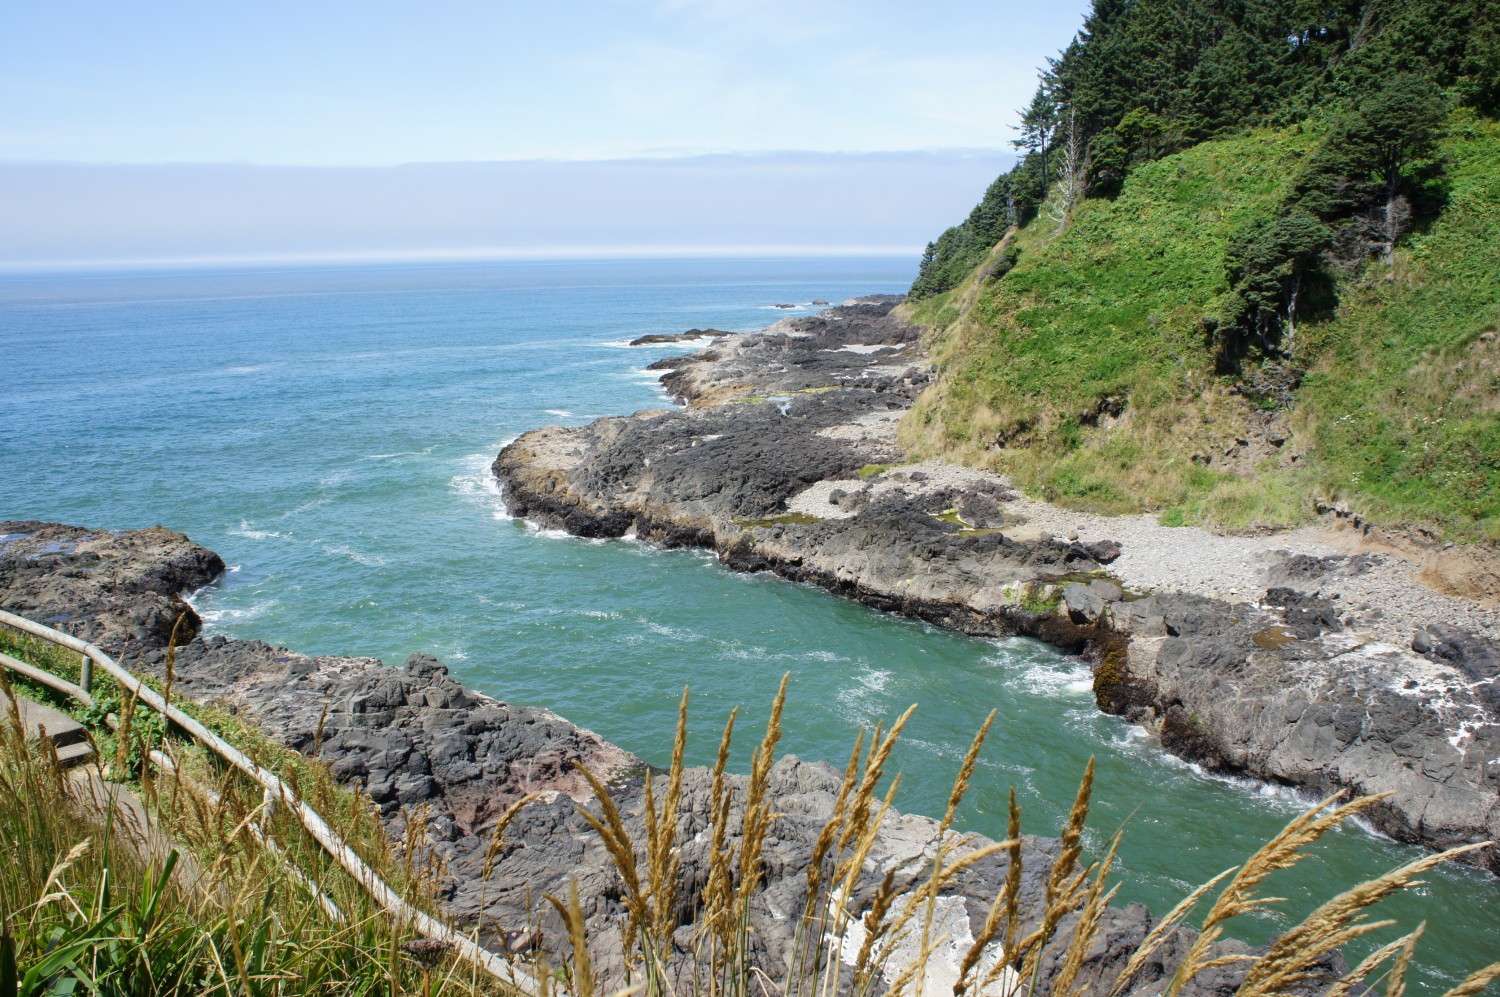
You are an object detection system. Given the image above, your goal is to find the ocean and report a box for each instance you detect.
[1,258,1493,987]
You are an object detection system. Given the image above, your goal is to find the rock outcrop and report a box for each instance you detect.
[0,521,224,653]
[493,300,1500,876]
[628,328,727,346]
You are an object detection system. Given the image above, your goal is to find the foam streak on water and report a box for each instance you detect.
[1,259,1494,988]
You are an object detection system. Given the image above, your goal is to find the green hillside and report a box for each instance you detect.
[901,1,1500,542]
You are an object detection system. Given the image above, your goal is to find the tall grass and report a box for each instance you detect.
[0,651,514,996]
[557,682,1499,997]
[5,624,1497,996]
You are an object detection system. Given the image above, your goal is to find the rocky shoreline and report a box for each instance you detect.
[492,297,1500,877]
[0,519,1266,994]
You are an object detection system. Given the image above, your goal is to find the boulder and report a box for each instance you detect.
[1064,583,1108,624]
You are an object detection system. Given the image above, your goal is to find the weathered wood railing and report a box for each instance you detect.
[0,608,539,995]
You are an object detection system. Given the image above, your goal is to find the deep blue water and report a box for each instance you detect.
[1,258,1494,987]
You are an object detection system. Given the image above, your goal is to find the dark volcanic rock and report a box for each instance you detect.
[628,328,726,347]
[192,591,1305,986]
[493,299,1500,877]
[0,520,224,654]
[1096,589,1500,871]
[644,298,927,408]
[139,634,635,841]
[1080,539,1123,564]
[1269,552,1379,585]
[1262,587,1344,638]
[1413,625,1500,710]
[1417,625,1500,681]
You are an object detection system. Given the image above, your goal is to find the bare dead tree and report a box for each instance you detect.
[1047,106,1088,232]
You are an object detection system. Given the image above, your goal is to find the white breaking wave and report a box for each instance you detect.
[1123,732,1344,821]
[1004,655,1096,698]
[517,518,617,545]
[835,666,894,721]
[197,600,276,624]
[321,544,387,568]
[449,449,511,520]
[229,521,287,541]
[643,620,701,642]
[361,446,435,461]
[280,497,331,518]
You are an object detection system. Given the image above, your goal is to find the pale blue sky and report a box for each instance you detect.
[0,2,1091,266]
[1,1,1090,164]
[0,153,1014,267]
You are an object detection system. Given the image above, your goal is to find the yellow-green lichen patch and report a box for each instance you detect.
[1019,582,1062,614]
[932,509,1007,536]
[733,512,821,529]
[1251,626,1297,649]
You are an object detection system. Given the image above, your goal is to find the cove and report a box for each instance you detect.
[1,258,1494,990]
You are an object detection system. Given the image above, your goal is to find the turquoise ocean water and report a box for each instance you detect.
[1,259,1494,986]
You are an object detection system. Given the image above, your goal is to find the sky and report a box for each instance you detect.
[0,1,1092,266]
[0,154,1015,267]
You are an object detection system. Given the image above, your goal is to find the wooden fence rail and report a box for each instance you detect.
[0,608,539,996]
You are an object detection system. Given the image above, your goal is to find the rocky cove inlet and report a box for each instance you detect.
[1,260,1496,990]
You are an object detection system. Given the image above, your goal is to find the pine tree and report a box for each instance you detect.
[909,0,1495,301]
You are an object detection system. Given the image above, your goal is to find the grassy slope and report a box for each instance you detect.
[900,116,1500,541]
[1299,114,1500,540]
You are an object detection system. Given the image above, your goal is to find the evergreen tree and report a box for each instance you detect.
[1014,89,1059,186]
[1223,208,1330,365]
[910,0,1495,301]
[1295,74,1447,259]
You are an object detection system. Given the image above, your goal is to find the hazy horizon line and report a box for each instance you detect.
[1,153,995,271]
[0,148,1012,170]
[0,244,923,274]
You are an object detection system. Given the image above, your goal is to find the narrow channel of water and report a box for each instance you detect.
[1,259,1493,988]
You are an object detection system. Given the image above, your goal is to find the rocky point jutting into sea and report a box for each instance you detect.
[493,296,1500,877]
[1,519,1276,995]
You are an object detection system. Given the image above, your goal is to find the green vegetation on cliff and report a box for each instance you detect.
[904,0,1500,541]
[912,0,1500,302]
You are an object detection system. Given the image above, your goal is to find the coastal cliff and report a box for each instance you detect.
[492,300,1500,876]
